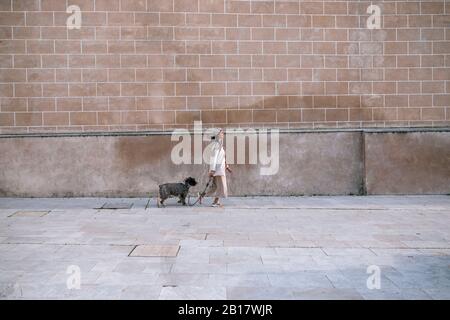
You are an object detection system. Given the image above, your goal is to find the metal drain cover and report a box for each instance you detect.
[129,245,180,257]
[9,211,49,217]
[100,202,133,209]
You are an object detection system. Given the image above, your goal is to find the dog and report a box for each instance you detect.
[157,177,197,207]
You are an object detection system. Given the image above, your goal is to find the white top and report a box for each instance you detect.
[209,142,226,176]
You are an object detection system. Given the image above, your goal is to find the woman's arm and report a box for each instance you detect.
[209,145,219,176]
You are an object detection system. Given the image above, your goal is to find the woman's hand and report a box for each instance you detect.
[208,170,215,177]
[226,165,232,173]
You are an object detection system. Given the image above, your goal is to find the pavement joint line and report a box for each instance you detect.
[0,242,135,247]
[324,274,335,288]
[127,245,138,257]
[325,275,337,289]
[93,203,107,210]
[4,206,448,211]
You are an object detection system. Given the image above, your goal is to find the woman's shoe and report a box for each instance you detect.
[211,202,221,207]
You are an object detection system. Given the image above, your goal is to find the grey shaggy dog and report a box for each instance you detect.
[157,177,197,207]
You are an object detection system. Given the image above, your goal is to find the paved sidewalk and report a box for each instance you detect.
[0,196,449,300]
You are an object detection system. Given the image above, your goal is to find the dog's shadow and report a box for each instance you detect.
[151,197,196,208]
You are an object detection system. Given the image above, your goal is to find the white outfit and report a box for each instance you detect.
[207,141,228,198]
[209,142,226,176]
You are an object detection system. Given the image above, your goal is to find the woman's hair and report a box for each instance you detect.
[211,128,223,141]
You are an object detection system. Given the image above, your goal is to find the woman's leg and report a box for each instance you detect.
[205,177,219,205]
[205,177,217,196]
[206,176,227,206]
[220,175,228,198]
[212,176,227,206]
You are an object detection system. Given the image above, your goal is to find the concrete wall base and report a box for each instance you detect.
[0,129,449,197]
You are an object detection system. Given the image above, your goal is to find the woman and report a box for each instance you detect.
[207,128,231,207]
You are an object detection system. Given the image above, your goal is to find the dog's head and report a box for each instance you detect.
[184,177,197,187]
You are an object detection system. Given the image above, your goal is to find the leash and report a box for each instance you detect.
[189,176,213,206]
[145,197,151,210]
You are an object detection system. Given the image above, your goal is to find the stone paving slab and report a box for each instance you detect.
[159,286,227,300]
[292,288,364,300]
[0,196,449,300]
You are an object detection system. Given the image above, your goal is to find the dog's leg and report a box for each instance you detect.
[160,197,166,208]
[157,196,160,208]
[180,194,187,206]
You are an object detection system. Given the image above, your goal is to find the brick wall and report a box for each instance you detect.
[0,0,449,133]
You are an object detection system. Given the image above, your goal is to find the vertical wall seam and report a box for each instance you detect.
[361,130,367,195]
